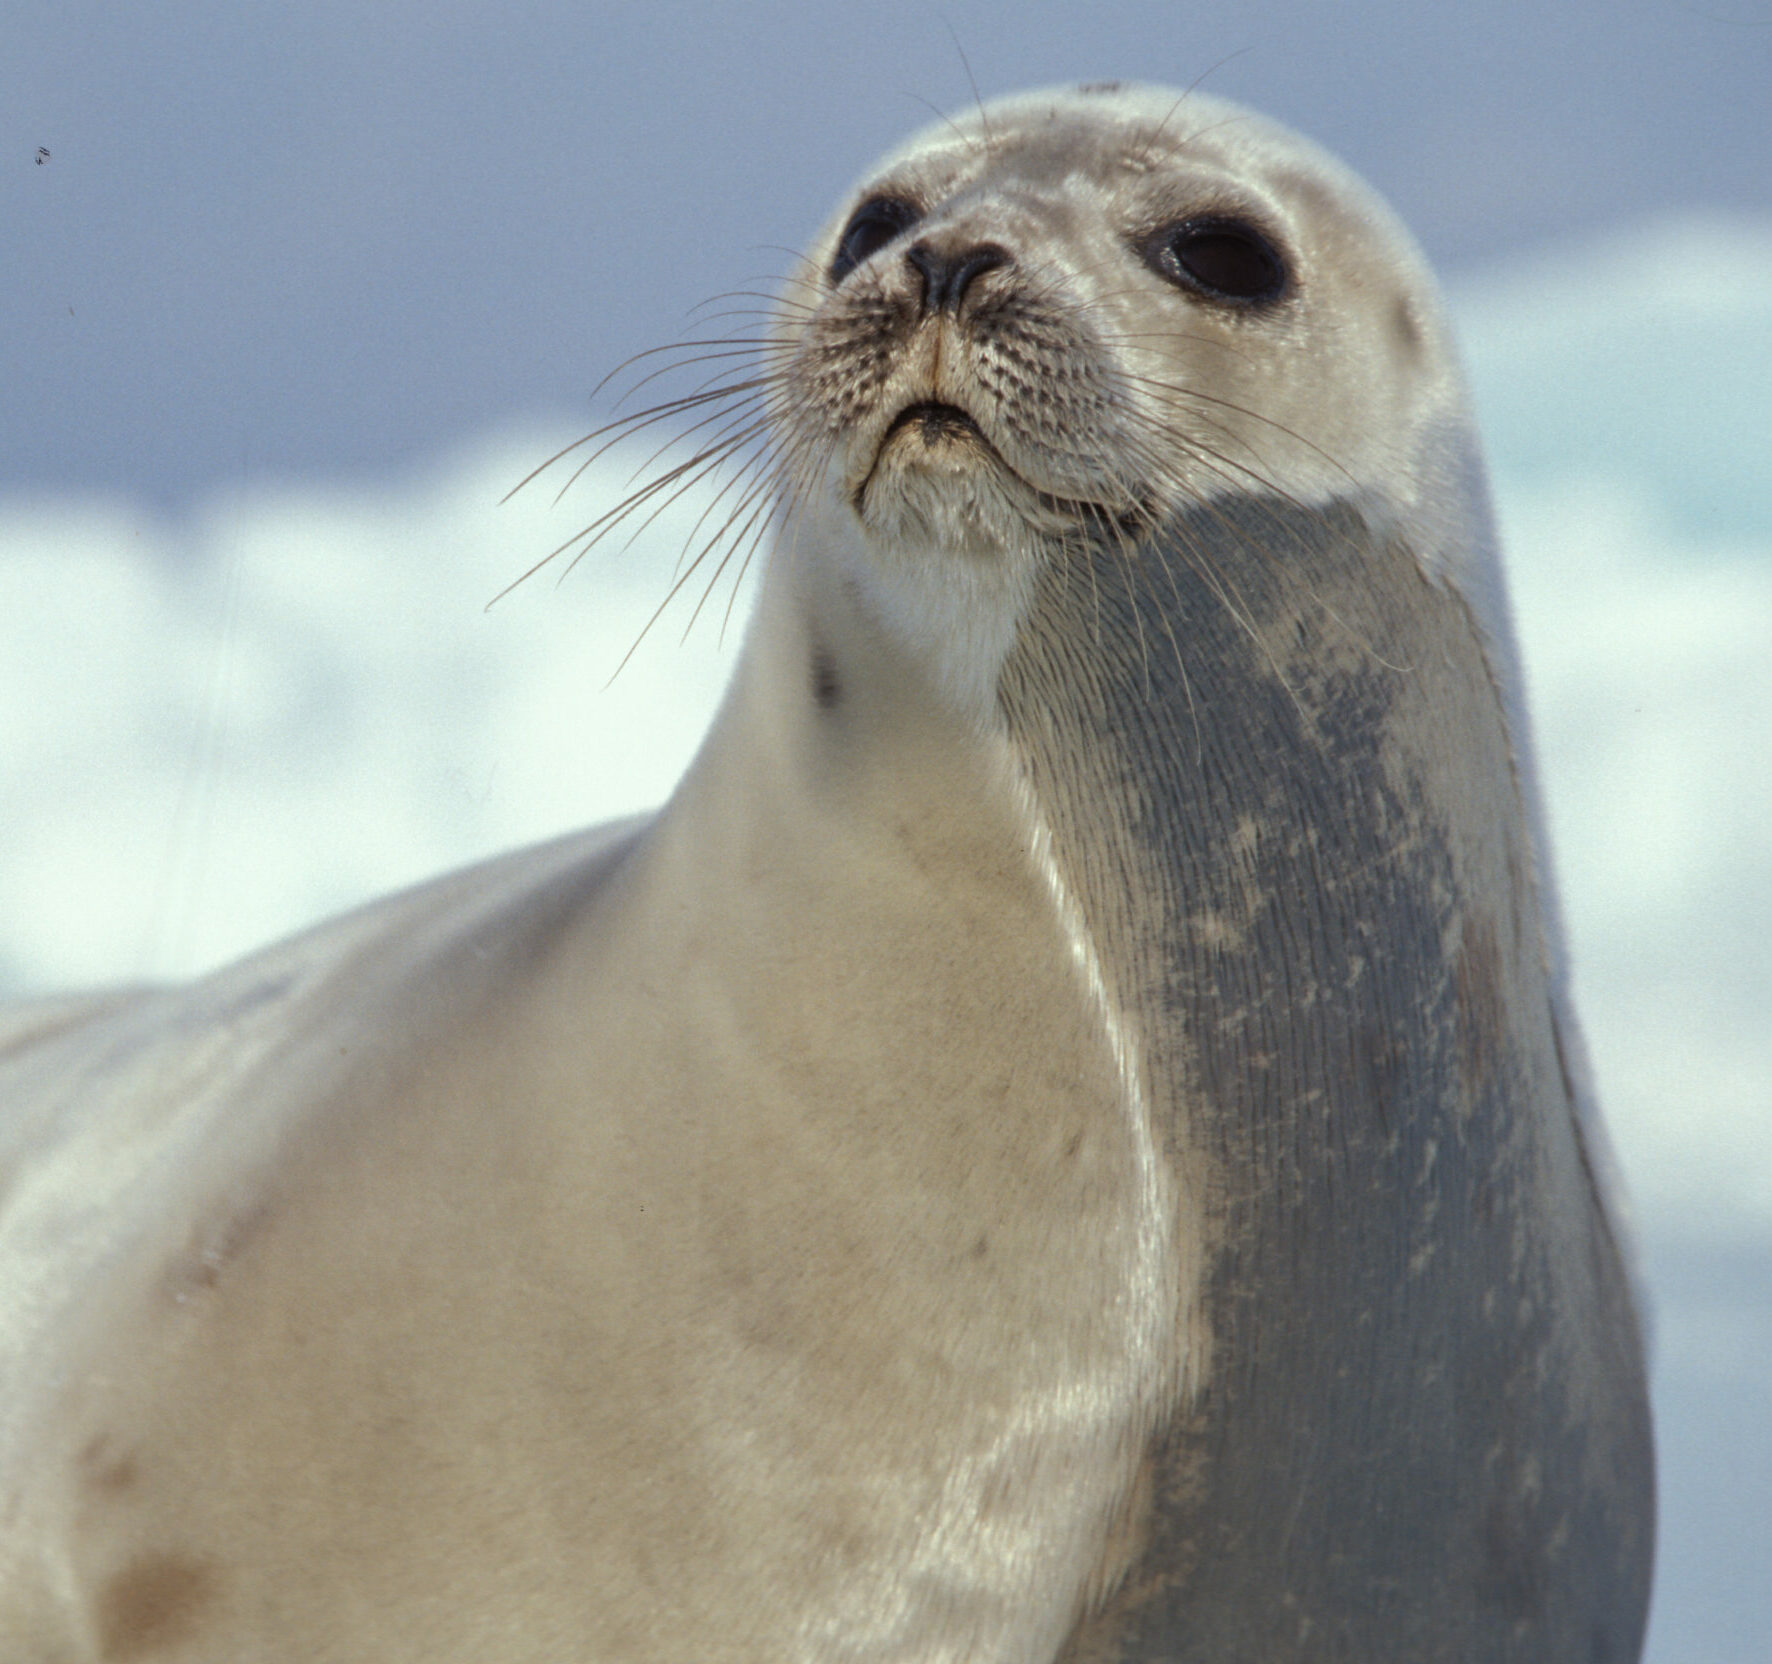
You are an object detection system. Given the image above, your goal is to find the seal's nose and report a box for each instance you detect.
[905,239,1011,315]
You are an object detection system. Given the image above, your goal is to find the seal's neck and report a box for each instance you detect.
[665,495,1647,1655]
[994,497,1647,1657]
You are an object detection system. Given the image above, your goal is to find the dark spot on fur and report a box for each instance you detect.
[811,645,842,710]
[1454,915,1505,1091]
[1392,295,1423,359]
[78,1436,140,1496]
[1503,834,1533,956]
[971,1233,989,1259]
[97,1554,218,1659]
[1350,1021,1401,1137]
[1473,1169,1498,1226]
[1478,1464,1549,1626]
[162,1199,272,1303]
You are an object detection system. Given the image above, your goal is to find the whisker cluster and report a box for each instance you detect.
[494,288,836,673]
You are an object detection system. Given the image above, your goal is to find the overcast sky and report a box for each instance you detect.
[6,0,1771,510]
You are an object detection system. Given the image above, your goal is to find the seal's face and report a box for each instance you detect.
[778,84,1463,572]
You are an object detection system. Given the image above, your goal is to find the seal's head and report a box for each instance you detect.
[767,83,1483,703]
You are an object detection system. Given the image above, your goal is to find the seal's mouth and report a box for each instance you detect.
[858,398,1000,496]
[857,397,1153,537]
[852,397,1001,512]
[881,401,989,447]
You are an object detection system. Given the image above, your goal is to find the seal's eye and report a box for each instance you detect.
[829,197,921,285]
[1144,218,1288,306]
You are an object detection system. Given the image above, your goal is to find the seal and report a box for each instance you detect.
[0,84,1653,1662]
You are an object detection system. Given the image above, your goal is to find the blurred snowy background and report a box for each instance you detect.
[4,5,1768,1658]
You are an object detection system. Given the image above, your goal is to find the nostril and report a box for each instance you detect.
[905,240,1012,315]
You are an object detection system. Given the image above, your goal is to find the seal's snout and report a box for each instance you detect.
[905,238,1011,316]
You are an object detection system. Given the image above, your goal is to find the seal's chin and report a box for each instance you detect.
[854,399,1143,556]
[847,399,1011,555]
[854,423,1030,558]
[857,400,1001,506]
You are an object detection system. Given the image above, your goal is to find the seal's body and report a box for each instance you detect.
[0,86,1651,1662]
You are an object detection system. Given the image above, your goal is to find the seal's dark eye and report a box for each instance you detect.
[1144,218,1288,306]
[829,197,921,285]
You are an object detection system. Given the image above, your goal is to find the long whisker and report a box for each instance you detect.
[1122,373,1361,492]
[499,367,774,510]
[547,379,776,505]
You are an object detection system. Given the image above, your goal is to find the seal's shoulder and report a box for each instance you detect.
[0,813,650,1181]
[0,987,157,1063]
